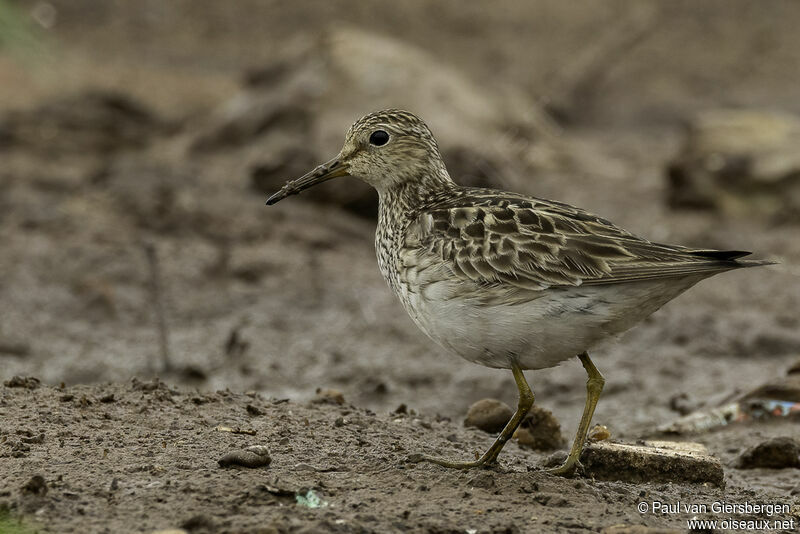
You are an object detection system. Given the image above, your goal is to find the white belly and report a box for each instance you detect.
[400,277,703,370]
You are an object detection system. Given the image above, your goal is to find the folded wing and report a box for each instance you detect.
[404,189,762,291]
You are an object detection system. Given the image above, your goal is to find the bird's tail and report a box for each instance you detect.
[688,249,777,268]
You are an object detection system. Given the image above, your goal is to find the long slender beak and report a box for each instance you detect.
[266,156,349,205]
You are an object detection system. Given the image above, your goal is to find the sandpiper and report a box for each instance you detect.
[266,109,773,475]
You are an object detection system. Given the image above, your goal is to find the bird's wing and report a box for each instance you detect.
[404,189,751,291]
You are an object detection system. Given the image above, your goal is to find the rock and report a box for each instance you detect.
[588,424,611,442]
[3,376,40,389]
[311,388,345,405]
[463,399,512,433]
[0,90,164,155]
[736,437,800,469]
[466,472,496,490]
[668,392,697,416]
[180,515,216,532]
[246,404,264,416]
[131,377,166,392]
[191,28,564,218]
[20,475,47,496]
[666,109,800,222]
[218,445,272,468]
[741,373,800,403]
[513,405,566,451]
[580,440,724,486]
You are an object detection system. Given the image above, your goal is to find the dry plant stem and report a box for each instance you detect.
[412,362,534,469]
[144,242,172,372]
[548,351,605,476]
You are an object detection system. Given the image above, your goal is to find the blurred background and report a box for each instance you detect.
[1,0,799,439]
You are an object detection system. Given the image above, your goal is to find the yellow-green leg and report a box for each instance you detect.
[548,351,605,476]
[409,362,534,469]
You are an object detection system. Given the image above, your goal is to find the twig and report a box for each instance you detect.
[143,241,172,372]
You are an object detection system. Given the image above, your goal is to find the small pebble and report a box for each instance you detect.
[246,404,264,416]
[3,376,40,389]
[312,388,345,405]
[467,472,496,489]
[21,475,47,496]
[218,445,272,468]
[588,424,611,442]
[463,398,512,433]
[514,405,565,451]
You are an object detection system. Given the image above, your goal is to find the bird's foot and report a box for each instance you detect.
[545,457,584,478]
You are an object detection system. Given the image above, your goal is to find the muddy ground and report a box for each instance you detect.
[1,1,800,533]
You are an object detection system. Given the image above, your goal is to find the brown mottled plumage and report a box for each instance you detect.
[266,109,773,475]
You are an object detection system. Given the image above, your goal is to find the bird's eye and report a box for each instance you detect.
[369,130,390,146]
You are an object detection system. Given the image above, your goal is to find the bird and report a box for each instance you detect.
[266,109,773,475]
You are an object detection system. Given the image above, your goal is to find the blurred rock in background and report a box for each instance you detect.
[190,28,565,218]
[666,110,800,223]
[0,90,167,155]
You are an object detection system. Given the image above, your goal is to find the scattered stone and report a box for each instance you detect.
[668,392,697,415]
[131,377,166,392]
[218,445,272,469]
[581,440,724,486]
[736,437,800,469]
[666,109,800,222]
[588,424,611,442]
[513,405,566,451]
[463,399,512,433]
[99,393,116,403]
[3,376,40,389]
[466,472,496,490]
[180,515,215,532]
[20,475,47,496]
[312,388,345,405]
[246,404,264,416]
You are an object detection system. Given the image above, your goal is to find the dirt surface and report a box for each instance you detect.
[2,380,799,534]
[2,1,800,533]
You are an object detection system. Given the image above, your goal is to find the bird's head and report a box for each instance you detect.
[266,109,451,205]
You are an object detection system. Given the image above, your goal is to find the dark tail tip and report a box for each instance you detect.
[689,249,752,261]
